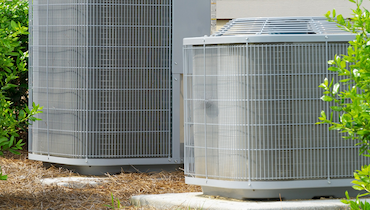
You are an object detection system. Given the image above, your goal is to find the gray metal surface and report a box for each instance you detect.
[29,0,210,171]
[183,34,356,45]
[183,17,367,199]
[172,0,211,74]
[171,0,211,163]
[186,177,354,190]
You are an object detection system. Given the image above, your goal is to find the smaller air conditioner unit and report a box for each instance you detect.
[183,17,368,199]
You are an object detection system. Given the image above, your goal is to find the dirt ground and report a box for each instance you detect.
[0,150,201,209]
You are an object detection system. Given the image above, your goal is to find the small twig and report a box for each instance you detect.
[279,193,283,210]
[130,165,141,173]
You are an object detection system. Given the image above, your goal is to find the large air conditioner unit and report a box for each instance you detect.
[183,17,368,199]
[29,0,210,175]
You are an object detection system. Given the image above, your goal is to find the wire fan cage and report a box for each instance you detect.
[29,0,210,174]
[183,17,368,199]
[213,17,350,36]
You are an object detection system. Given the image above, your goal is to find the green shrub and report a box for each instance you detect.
[341,165,370,209]
[318,0,370,207]
[0,0,30,141]
[0,0,29,108]
[0,0,42,180]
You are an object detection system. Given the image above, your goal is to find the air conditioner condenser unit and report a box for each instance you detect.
[183,17,368,199]
[29,0,211,175]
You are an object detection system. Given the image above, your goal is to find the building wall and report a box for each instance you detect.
[216,19,230,31]
[216,0,370,19]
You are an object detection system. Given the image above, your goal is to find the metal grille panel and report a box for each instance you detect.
[213,17,351,36]
[184,43,367,181]
[29,0,173,159]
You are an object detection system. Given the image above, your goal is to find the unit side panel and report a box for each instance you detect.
[30,1,88,157]
[184,43,367,181]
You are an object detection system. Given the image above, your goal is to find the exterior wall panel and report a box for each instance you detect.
[216,0,370,19]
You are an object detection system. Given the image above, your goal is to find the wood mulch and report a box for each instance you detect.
[0,150,201,209]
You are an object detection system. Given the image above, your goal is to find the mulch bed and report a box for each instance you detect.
[0,150,201,209]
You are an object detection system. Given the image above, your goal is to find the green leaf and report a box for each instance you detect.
[353,185,365,191]
[340,78,351,83]
[10,20,17,30]
[333,83,340,94]
[321,95,334,102]
[358,192,370,197]
[10,150,20,155]
[328,66,341,72]
[345,191,350,199]
[352,180,365,185]
[337,14,345,24]
[116,198,121,208]
[341,114,350,123]
[329,126,342,130]
[19,110,25,119]
[319,83,327,89]
[358,130,370,135]
[320,110,327,119]
[361,177,370,183]
[9,136,14,147]
[0,137,8,144]
[341,199,350,204]
[329,78,334,88]
[0,174,7,181]
[324,78,329,86]
[5,52,18,56]
[330,106,343,111]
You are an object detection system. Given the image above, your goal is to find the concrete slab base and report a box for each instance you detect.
[131,192,370,210]
[40,177,109,188]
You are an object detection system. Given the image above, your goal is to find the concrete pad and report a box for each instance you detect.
[40,177,109,189]
[131,192,370,210]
